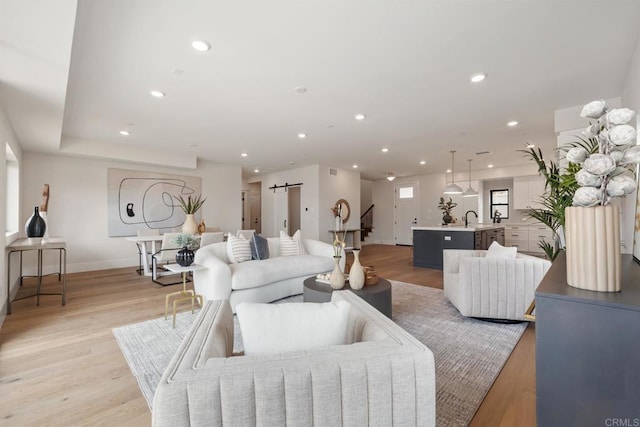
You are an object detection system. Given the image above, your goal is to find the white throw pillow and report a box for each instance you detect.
[279,229,305,256]
[236,300,351,354]
[226,234,252,263]
[485,241,517,259]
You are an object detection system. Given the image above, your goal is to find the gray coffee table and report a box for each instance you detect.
[303,276,392,318]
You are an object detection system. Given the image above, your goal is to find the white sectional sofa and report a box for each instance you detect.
[152,291,436,426]
[193,237,337,312]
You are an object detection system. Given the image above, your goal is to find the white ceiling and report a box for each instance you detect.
[2,0,640,180]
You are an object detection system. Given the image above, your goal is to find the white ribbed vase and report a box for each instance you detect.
[565,205,621,292]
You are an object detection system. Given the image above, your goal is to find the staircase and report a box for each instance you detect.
[360,204,374,242]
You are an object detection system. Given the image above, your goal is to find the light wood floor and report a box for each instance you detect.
[0,244,535,426]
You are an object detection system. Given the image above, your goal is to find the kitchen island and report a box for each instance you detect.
[412,225,505,269]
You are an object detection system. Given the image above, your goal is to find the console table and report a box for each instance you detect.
[6,237,67,314]
[535,253,640,425]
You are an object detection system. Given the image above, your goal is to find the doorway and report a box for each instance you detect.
[394,182,419,245]
[274,186,301,235]
[248,182,262,233]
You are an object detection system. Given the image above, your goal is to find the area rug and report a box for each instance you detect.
[113,281,527,426]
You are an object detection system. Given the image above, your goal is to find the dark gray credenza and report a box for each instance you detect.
[535,253,640,426]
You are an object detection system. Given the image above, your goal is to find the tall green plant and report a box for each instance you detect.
[519,137,598,260]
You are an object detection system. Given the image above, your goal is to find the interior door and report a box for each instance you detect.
[249,192,262,234]
[288,187,301,233]
[274,190,288,234]
[394,182,419,245]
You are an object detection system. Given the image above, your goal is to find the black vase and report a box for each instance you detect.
[25,206,47,238]
[442,214,453,225]
[175,246,194,267]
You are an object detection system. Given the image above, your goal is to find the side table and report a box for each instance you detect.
[6,237,67,314]
[163,264,205,328]
[303,276,392,318]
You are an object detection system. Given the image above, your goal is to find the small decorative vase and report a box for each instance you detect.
[25,206,47,238]
[565,205,621,292]
[182,214,198,235]
[175,246,194,267]
[442,214,452,224]
[330,256,345,290]
[349,249,365,290]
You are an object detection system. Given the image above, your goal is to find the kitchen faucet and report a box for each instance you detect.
[464,210,478,227]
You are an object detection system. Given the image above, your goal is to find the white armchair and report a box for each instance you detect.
[443,249,551,321]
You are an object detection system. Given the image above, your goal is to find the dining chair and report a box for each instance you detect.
[136,229,160,275]
[151,232,184,286]
[199,232,224,248]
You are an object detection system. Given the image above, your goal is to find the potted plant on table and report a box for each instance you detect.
[438,197,457,225]
[173,233,200,267]
[173,194,206,235]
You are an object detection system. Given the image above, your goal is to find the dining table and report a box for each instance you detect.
[125,234,164,276]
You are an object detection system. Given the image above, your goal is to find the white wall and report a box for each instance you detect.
[20,152,242,273]
[319,165,361,244]
[250,165,320,239]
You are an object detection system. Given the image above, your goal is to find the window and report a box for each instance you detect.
[490,189,509,220]
[6,143,19,235]
[398,186,414,199]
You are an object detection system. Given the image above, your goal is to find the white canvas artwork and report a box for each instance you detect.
[107,168,202,237]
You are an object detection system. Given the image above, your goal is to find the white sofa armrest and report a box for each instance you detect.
[303,238,334,257]
[193,243,232,302]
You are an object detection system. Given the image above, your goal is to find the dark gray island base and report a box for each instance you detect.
[535,253,640,426]
[412,226,505,269]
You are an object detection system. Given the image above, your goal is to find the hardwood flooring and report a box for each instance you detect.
[0,244,535,426]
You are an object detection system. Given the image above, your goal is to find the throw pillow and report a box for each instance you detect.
[226,234,252,263]
[279,229,305,256]
[486,241,518,259]
[250,233,270,260]
[236,300,351,354]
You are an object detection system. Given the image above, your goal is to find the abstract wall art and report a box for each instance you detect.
[107,168,202,237]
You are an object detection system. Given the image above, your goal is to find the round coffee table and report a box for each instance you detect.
[303,276,392,318]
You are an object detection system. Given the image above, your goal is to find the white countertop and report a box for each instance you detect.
[412,224,505,232]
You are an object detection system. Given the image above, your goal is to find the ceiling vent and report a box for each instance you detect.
[329,168,338,176]
[475,151,491,155]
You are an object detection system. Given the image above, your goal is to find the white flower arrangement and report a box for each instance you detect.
[567,99,639,206]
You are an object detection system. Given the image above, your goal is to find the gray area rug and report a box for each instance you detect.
[113,281,527,426]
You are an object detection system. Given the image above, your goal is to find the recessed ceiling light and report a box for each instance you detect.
[446,169,452,173]
[150,90,165,98]
[352,164,358,169]
[507,120,519,127]
[298,133,307,139]
[191,39,211,52]
[470,73,487,83]
[420,160,426,165]
[381,148,389,153]
[527,143,535,148]
[488,164,494,168]
[119,130,130,136]
[254,169,260,173]
[241,152,248,157]
[355,113,366,120]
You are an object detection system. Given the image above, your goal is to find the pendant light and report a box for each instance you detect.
[443,150,463,194]
[462,159,479,197]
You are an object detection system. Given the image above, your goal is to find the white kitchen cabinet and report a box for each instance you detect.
[513,176,545,210]
[528,224,554,254]
[504,225,529,252]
